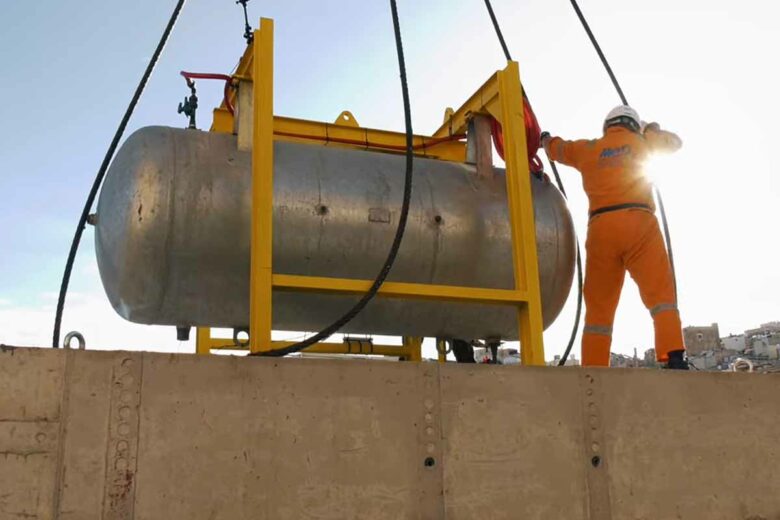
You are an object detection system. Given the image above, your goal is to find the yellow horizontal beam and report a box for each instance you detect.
[272,274,528,305]
[273,116,466,162]
[208,339,411,357]
[213,111,467,162]
[433,73,501,138]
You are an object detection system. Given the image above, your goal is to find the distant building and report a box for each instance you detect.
[643,348,659,368]
[721,334,746,353]
[610,352,648,368]
[683,323,720,356]
[750,338,780,360]
[548,354,580,366]
[745,321,780,337]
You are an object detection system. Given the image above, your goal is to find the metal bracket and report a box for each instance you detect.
[333,110,360,128]
[466,114,495,179]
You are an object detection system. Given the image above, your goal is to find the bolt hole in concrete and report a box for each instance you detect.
[424,457,436,468]
[316,204,329,216]
[591,455,601,468]
[434,215,443,224]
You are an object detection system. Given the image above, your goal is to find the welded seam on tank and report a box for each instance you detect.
[551,190,563,314]
[424,168,440,284]
[315,152,324,258]
[51,349,74,519]
[157,132,178,317]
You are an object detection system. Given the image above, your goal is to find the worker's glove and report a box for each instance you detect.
[643,122,660,134]
[540,131,552,150]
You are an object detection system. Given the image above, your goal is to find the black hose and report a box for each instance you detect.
[549,161,583,365]
[250,0,414,357]
[52,0,188,349]
[482,0,584,364]
[483,0,512,61]
[654,187,677,301]
[566,0,678,304]
[568,0,628,106]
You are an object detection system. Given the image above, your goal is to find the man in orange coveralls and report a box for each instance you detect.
[541,106,688,369]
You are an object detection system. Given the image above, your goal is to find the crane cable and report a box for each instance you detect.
[51,0,188,349]
[482,0,584,366]
[250,0,415,357]
[567,0,678,301]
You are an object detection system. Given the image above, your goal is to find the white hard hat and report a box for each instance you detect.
[604,105,641,131]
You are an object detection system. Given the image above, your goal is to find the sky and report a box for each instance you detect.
[0,0,778,361]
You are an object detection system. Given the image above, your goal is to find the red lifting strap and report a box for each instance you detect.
[490,94,544,174]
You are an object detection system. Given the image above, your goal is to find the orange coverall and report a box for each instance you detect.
[547,125,683,366]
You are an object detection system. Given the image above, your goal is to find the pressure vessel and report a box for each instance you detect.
[96,126,575,340]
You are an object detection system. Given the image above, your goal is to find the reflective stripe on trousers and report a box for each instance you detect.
[650,302,678,317]
[583,324,613,337]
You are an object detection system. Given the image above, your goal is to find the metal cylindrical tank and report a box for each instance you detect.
[96,126,575,340]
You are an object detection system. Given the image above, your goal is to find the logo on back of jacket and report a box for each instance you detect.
[598,145,632,168]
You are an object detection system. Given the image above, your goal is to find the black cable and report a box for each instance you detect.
[549,160,584,366]
[482,0,584,365]
[51,0,187,349]
[654,187,677,301]
[566,0,679,306]
[250,0,414,357]
[568,0,628,106]
[483,0,512,61]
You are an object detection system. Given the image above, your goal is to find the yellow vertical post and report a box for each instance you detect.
[497,62,545,366]
[195,327,212,355]
[403,336,423,362]
[249,18,275,354]
[436,338,447,363]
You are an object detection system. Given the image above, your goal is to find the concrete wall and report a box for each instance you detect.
[2,346,779,519]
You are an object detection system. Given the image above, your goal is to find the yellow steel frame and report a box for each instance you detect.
[197,17,545,365]
[196,327,421,359]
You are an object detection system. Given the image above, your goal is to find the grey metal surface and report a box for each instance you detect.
[95,126,576,339]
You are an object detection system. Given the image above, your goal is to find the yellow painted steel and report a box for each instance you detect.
[273,116,466,162]
[402,337,423,362]
[195,329,412,358]
[497,62,545,366]
[212,111,466,161]
[434,73,501,137]
[210,108,233,134]
[249,18,275,354]
[272,274,528,305]
[206,17,545,364]
[436,338,448,363]
[195,327,211,355]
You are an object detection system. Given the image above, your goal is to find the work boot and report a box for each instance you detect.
[663,350,689,370]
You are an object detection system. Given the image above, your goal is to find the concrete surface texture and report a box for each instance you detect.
[1,346,779,519]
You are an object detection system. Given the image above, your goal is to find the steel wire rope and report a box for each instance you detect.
[482,0,584,366]
[52,0,188,349]
[567,0,678,302]
[250,0,415,357]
